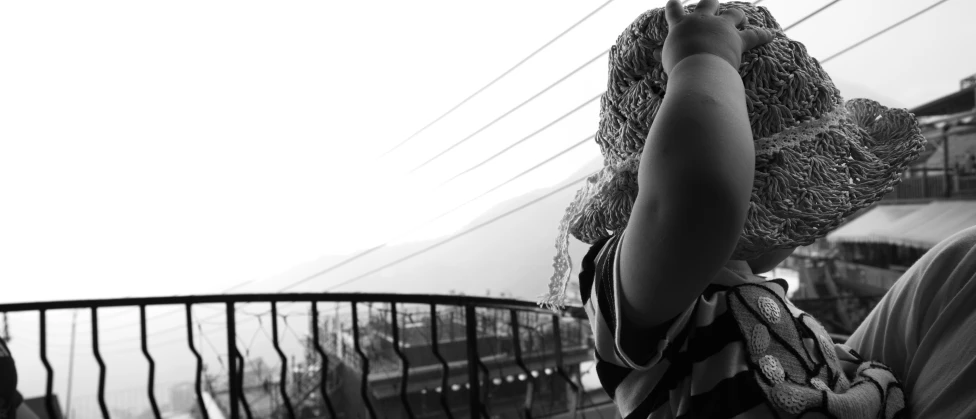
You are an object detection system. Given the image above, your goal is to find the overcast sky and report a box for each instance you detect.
[2,0,975,404]
[2,0,974,303]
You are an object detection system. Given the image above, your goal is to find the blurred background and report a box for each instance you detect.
[1,0,974,417]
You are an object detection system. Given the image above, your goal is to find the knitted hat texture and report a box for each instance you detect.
[540,1,926,310]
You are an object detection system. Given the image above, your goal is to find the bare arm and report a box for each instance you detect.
[619,0,771,331]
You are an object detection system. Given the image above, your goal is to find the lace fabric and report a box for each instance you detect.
[538,170,606,311]
[755,106,852,157]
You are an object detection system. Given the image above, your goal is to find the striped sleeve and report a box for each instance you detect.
[581,233,696,372]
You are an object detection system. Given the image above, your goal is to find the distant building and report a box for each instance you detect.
[169,383,195,414]
[786,77,976,333]
[297,305,599,418]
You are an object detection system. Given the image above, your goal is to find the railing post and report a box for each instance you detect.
[139,305,162,419]
[186,305,209,419]
[39,310,57,419]
[310,303,339,418]
[352,302,378,419]
[227,303,239,419]
[390,303,415,419]
[92,307,110,419]
[551,314,580,415]
[944,126,952,198]
[510,310,534,419]
[430,304,454,419]
[271,302,296,419]
[465,305,481,418]
[921,167,928,197]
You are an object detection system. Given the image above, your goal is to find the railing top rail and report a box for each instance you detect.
[0,292,584,316]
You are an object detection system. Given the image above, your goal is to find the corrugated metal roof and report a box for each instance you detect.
[827,204,926,244]
[828,201,976,249]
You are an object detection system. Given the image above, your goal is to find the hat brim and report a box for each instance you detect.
[732,98,925,259]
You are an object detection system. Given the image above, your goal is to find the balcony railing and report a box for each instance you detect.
[0,294,614,419]
[882,168,976,201]
[0,293,856,419]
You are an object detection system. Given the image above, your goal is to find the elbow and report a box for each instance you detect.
[653,176,750,252]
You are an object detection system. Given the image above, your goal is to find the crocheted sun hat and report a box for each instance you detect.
[539,1,926,310]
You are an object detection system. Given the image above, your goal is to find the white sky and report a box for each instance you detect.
[1,0,975,405]
[2,0,975,303]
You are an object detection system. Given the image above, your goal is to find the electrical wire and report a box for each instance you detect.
[322,171,597,293]
[379,0,618,157]
[279,132,597,292]
[26,0,850,342]
[821,0,953,64]
[406,49,609,175]
[439,93,603,186]
[198,321,226,372]
[282,316,307,344]
[783,0,843,31]
[679,0,848,35]
[6,0,906,349]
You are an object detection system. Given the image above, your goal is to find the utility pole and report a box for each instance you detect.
[65,310,79,419]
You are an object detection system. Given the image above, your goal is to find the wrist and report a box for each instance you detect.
[668,53,739,76]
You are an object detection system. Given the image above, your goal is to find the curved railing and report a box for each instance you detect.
[0,293,856,419]
[0,293,606,419]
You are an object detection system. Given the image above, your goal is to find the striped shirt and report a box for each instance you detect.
[581,234,906,418]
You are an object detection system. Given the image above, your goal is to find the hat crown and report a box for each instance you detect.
[597,1,842,165]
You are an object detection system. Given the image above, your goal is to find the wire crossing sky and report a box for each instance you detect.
[1,0,973,305]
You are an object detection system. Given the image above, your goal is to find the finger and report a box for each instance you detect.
[720,8,747,28]
[694,0,720,15]
[740,28,775,50]
[664,0,685,26]
[652,47,663,62]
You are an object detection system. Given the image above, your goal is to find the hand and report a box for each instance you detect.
[655,0,774,75]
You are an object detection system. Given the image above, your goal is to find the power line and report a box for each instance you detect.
[7,0,859,346]
[197,321,226,372]
[321,171,598,293]
[821,0,953,64]
[42,0,845,340]
[678,0,842,33]
[279,133,596,292]
[406,49,609,175]
[42,130,600,342]
[783,0,844,31]
[91,282,260,334]
[27,0,862,346]
[439,93,603,186]
[379,0,617,158]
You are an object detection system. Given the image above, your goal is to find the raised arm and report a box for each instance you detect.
[619,0,773,330]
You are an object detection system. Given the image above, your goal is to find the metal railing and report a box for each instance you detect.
[882,168,976,201]
[1,292,860,419]
[0,294,605,419]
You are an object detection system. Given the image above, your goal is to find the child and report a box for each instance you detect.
[540,0,976,417]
